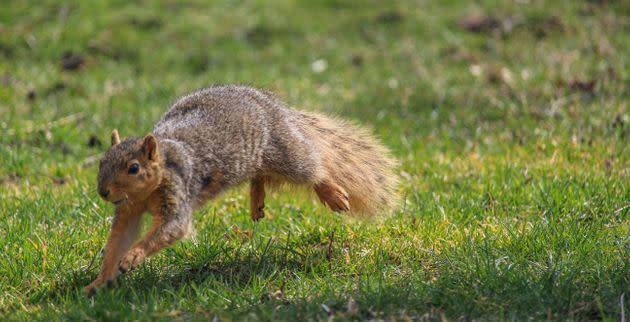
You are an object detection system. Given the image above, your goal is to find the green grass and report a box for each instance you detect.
[1,0,628,320]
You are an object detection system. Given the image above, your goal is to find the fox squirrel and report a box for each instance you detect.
[84,85,398,295]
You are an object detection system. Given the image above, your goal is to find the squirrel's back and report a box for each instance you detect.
[153,85,398,215]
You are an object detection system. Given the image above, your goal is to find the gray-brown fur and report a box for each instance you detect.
[99,84,398,214]
[85,85,398,294]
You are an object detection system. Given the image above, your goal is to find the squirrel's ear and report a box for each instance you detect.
[142,134,159,161]
[111,129,121,146]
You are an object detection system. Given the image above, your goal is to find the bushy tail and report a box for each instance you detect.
[300,112,399,216]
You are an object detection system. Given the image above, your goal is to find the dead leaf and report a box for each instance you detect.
[459,13,499,33]
[129,17,163,30]
[569,80,596,93]
[604,159,612,173]
[51,176,69,185]
[0,173,21,185]
[270,274,288,300]
[26,90,36,101]
[61,51,85,71]
[46,82,67,96]
[350,54,363,67]
[224,225,252,241]
[87,135,102,148]
[375,11,403,24]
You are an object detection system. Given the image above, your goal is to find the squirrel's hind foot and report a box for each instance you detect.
[314,181,350,212]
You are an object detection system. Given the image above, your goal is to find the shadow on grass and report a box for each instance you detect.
[30,232,326,304]
[25,216,627,320]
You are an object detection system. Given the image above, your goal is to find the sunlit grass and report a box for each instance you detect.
[1,0,628,320]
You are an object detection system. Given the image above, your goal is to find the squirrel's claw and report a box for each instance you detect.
[119,248,146,273]
[83,278,111,297]
[252,205,265,221]
[83,285,97,297]
[329,193,350,212]
[315,182,350,213]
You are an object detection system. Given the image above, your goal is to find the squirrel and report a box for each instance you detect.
[84,85,398,295]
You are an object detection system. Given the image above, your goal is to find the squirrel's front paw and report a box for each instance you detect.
[119,248,146,273]
[83,283,99,297]
[83,278,110,296]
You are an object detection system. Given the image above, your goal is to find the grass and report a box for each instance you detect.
[1,0,628,320]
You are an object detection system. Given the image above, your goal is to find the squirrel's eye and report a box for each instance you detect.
[128,163,140,175]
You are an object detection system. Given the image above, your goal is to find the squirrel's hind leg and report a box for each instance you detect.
[314,181,350,212]
[250,177,266,221]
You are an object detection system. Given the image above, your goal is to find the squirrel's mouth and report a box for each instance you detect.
[112,199,125,205]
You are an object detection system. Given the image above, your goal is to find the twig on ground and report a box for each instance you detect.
[326,229,336,261]
[82,153,102,168]
[6,112,87,135]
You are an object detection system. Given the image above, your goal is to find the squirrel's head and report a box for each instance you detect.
[97,129,163,205]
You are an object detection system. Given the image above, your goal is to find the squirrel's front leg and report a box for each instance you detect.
[118,203,192,273]
[84,205,143,296]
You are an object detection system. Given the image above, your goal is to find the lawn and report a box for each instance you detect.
[1,0,628,320]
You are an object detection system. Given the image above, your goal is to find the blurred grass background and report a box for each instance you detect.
[0,0,628,320]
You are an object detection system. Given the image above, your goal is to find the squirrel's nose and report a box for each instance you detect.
[99,188,110,199]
